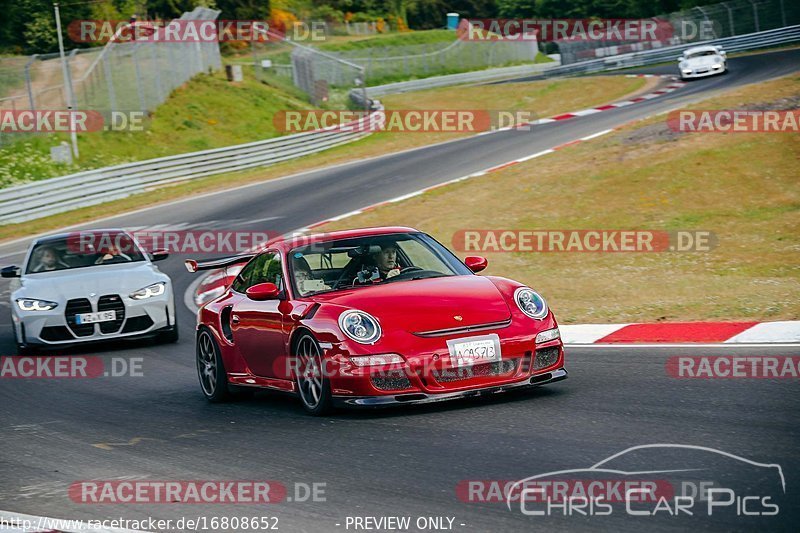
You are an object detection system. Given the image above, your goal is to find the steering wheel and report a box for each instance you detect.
[399,266,423,274]
[331,269,353,289]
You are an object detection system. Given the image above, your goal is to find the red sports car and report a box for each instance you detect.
[187,227,566,415]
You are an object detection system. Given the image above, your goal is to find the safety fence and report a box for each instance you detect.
[558,0,799,64]
[0,7,222,146]
[0,110,383,224]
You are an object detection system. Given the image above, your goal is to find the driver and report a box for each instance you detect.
[95,244,132,264]
[32,246,69,272]
[373,241,401,280]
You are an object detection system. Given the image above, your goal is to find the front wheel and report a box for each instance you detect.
[293,333,333,416]
[197,329,230,402]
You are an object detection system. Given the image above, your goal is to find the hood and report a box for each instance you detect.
[309,275,512,333]
[16,262,166,301]
[683,54,722,67]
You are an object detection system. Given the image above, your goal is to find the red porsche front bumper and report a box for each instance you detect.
[332,367,567,407]
[324,321,567,408]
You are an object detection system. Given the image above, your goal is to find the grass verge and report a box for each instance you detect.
[0,75,645,242]
[321,74,800,323]
[0,71,311,188]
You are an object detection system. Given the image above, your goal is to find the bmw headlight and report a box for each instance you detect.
[338,310,381,344]
[130,282,167,300]
[514,287,548,320]
[16,298,58,311]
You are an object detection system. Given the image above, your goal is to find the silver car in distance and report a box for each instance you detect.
[677,45,728,80]
[2,229,177,354]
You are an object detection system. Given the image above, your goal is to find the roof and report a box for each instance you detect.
[32,228,130,245]
[268,226,421,251]
[684,45,721,54]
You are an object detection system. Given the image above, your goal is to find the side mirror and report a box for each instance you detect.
[149,249,169,262]
[1,265,20,278]
[719,51,727,57]
[677,56,684,61]
[464,256,488,273]
[246,282,281,301]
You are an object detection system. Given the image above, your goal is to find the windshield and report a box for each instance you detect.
[686,50,718,59]
[25,233,146,274]
[288,232,472,297]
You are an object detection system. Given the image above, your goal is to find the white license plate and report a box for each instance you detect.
[75,310,116,324]
[446,334,502,368]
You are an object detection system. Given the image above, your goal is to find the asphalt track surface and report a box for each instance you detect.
[1,48,799,532]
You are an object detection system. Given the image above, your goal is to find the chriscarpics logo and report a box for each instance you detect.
[504,444,786,519]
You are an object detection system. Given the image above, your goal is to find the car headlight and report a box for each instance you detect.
[130,282,167,300]
[712,63,722,69]
[349,354,404,367]
[16,298,58,311]
[536,327,560,344]
[514,287,548,319]
[338,310,382,344]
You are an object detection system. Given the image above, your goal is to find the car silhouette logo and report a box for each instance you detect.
[454,315,463,321]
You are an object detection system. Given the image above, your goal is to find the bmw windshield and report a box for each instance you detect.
[25,233,146,275]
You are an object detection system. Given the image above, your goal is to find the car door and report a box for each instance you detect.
[230,251,289,379]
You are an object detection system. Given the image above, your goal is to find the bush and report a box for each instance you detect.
[310,5,345,24]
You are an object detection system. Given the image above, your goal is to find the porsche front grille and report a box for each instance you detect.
[434,359,518,382]
[371,371,412,391]
[533,347,560,370]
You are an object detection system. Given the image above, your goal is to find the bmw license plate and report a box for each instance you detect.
[447,334,502,368]
[76,311,116,324]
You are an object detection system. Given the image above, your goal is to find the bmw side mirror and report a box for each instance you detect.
[246,282,281,301]
[1,265,20,278]
[465,256,488,273]
[149,249,169,262]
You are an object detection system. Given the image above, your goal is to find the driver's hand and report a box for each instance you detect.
[386,268,400,279]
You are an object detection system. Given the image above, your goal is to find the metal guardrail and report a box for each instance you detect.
[363,62,560,97]
[2,27,797,225]
[504,25,800,79]
[0,111,382,224]
[356,25,800,96]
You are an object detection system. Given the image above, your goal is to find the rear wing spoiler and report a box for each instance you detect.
[184,254,254,273]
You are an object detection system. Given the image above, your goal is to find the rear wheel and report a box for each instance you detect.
[197,329,230,402]
[294,333,333,416]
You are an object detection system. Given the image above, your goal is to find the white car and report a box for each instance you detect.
[2,229,177,354]
[677,45,727,80]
